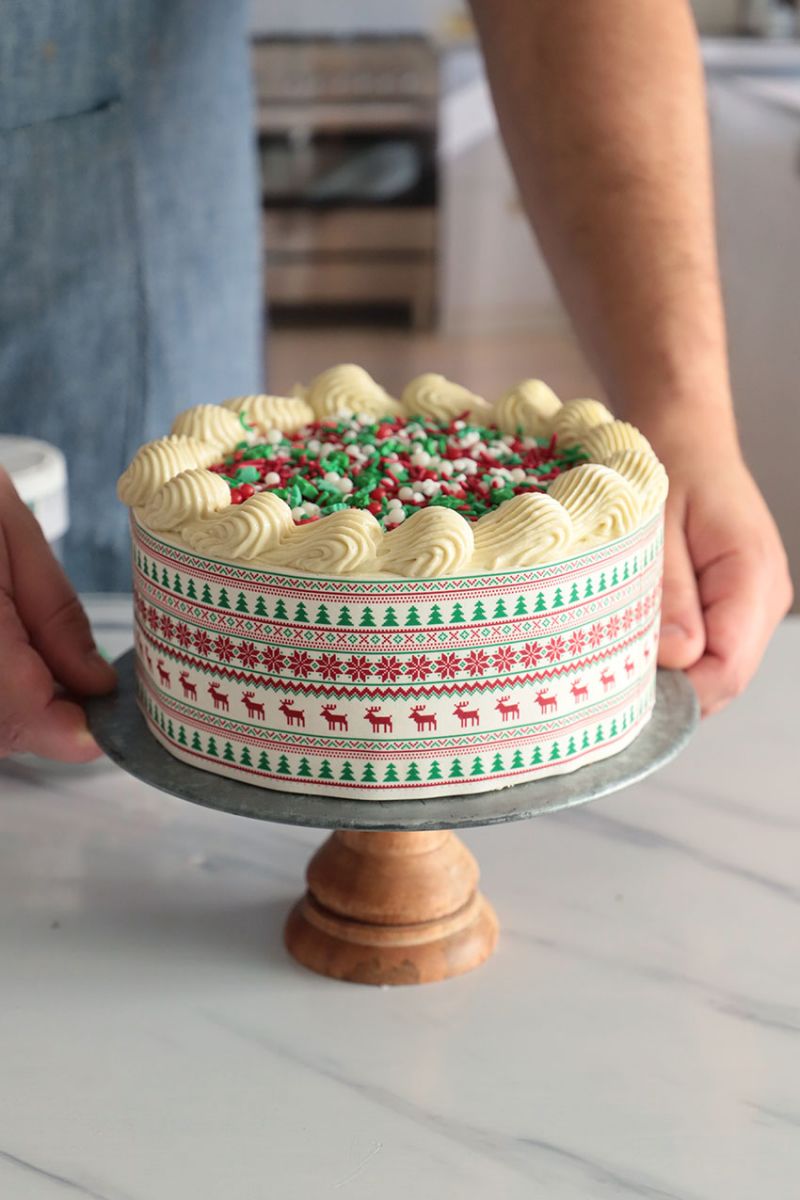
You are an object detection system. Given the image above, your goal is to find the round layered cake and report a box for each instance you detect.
[118,366,667,800]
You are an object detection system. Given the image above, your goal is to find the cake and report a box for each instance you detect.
[118,366,666,800]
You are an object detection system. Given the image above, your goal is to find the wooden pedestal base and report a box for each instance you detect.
[284,830,499,986]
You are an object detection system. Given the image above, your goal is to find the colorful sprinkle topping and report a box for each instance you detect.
[209,414,587,528]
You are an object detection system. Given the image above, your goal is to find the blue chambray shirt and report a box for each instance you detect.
[0,1,263,589]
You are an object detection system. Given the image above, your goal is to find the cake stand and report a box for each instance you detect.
[86,651,698,986]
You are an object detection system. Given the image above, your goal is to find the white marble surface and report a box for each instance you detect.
[1,597,798,1200]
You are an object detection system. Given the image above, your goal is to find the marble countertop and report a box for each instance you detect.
[1,596,798,1200]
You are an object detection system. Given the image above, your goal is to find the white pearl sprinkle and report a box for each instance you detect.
[291,506,305,520]
[387,497,403,509]
[336,477,354,493]
[265,429,283,445]
[384,508,406,526]
[323,471,341,483]
[264,471,281,487]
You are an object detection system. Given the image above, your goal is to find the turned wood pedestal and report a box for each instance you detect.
[284,830,499,985]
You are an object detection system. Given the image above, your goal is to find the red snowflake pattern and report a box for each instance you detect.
[405,655,430,682]
[160,614,175,641]
[566,630,586,657]
[587,622,605,649]
[345,655,373,683]
[464,649,492,675]
[147,605,160,631]
[606,616,621,641]
[214,636,236,663]
[287,650,314,678]
[236,641,261,669]
[434,652,462,679]
[193,629,213,656]
[634,600,643,622]
[621,608,634,631]
[375,655,403,683]
[260,647,285,674]
[517,643,542,670]
[175,622,192,648]
[314,653,340,681]
[492,646,517,673]
[545,636,566,663]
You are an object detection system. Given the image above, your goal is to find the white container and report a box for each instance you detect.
[0,436,69,550]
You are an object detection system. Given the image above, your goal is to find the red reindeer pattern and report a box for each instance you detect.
[453,702,480,728]
[624,658,635,678]
[278,699,305,727]
[179,671,197,700]
[320,705,348,731]
[208,682,229,711]
[600,670,616,693]
[495,697,520,722]
[242,691,265,720]
[144,647,153,673]
[409,706,437,732]
[534,690,557,714]
[156,659,171,687]
[364,707,393,733]
[570,679,589,703]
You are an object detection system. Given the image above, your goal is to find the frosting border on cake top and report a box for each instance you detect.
[118,366,667,579]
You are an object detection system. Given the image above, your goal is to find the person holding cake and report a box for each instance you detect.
[0,1,792,766]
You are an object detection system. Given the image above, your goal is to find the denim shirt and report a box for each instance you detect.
[0,1,262,589]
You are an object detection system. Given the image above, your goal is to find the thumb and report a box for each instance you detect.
[658,505,706,670]
[1,471,116,696]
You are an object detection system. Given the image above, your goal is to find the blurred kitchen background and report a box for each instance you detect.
[252,0,800,601]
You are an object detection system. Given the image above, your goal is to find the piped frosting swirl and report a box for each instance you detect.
[170,404,245,449]
[604,449,668,518]
[117,436,218,507]
[472,493,574,570]
[402,373,493,423]
[494,379,562,438]
[221,393,314,433]
[307,364,402,420]
[579,420,652,461]
[184,491,295,559]
[547,463,641,542]
[551,398,614,447]
[142,468,231,532]
[378,508,475,578]
[263,508,383,575]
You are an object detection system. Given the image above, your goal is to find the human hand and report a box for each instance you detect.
[0,467,117,760]
[641,416,793,716]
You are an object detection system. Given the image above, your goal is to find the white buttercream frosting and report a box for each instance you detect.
[170,404,244,449]
[604,449,669,518]
[184,491,295,559]
[378,507,475,578]
[117,436,218,507]
[307,364,403,420]
[579,420,652,461]
[401,373,493,423]
[472,492,574,570]
[493,379,562,438]
[551,398,614,447]
[220,393,314,433]
[547,463,641,541]
[141,468,231,532]
[263,508,383,575]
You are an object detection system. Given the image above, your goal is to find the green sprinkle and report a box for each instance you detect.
[235,465,261,484]
[296,477,318,499]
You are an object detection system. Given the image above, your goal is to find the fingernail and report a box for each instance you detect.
[660,622,689,640]
[85,649,116,679]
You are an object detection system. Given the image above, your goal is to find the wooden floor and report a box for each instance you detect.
[267,323,601,403]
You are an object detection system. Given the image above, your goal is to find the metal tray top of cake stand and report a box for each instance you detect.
[87,651,699,986]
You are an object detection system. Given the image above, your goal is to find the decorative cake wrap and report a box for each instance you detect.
[120,366,666,800]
